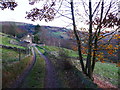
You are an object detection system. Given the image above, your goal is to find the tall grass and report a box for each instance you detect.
[2,55,33,88]
[1,48,27,63]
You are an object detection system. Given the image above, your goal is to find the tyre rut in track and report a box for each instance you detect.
[35,47,60,88]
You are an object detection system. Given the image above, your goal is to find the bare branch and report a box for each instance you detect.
[54,0,63,15]
[92,1,101,16]
[64,23,73,28]
[102,0,112,22]
[56,11,72,20]
[98,26,120,41]
[97,0,104,35]
[81,0,89,16]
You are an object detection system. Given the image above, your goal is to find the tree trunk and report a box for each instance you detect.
[70,0,85,73]
[92,0,104,73]
[92,38,97,72]
[85,0,93,79]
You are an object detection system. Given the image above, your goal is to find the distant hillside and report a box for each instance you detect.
[0,21,76,49]
[1,21,118,50]
[0,21,35,38]
[40,26,72,40]
[33,25,76,49]
[0,21,71,39]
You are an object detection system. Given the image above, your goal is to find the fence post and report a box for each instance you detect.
[19,49,21,61]
[28,47,30,55]
[28,48,29,55]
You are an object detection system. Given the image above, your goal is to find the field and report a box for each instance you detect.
[94,62,118,86]
[0,32,26,49]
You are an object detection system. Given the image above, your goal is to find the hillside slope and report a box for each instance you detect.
[0,21,35,38]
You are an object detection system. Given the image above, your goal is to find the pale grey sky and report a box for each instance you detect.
[0,0,119,30]
[0,0,73,28]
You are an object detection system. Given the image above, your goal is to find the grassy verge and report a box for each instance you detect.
[38,45,118,87]
[94,62,118,86]
[36,46,45,54]
[1,48,27,63]
[74,60,118,86]
[44,51,97,88]
[42,45,86,58]
[21,48,45,88]
[2,55,33,88]
[43,46,60,52]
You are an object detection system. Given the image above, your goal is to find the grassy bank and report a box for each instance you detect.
[36,46,45,54]
[74,60,118,86]
[2,55,33,88]
[21,48,45,88]
[43,50,97,88]
[0,33,26,49]
[94,62,118,86]
[37,45,118,87]
[39,45,86,58]
[1,48,28,64]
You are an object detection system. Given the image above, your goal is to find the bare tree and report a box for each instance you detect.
[70,0,119,79]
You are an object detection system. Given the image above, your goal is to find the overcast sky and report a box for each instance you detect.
[0,0,119,30]
[0,0,74,28]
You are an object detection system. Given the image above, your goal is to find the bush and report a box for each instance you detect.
[58,49,73,70]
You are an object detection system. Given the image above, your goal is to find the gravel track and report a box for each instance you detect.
[35,47,60,88]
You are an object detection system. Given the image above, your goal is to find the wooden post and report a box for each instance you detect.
[19,49,21,61]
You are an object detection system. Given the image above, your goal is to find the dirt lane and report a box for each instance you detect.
[35,47,61,88]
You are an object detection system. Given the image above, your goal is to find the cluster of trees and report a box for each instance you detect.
[33,25,75,49]
[1,22,28,38]
[1,0,119,80]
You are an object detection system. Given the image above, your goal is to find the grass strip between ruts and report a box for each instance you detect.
[21,48,45,88]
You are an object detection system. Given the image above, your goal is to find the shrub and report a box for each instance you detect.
[58,49,73,70]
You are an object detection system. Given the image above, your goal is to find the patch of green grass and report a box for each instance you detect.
[2,55,33,88]
[52,32,63,36]
[0,32,9,36]
[36,46,45,54]
[73,60,118,87]
[94,62,118,86]
[43,45,86,58]
[21,49,45,88]
[43,45,60,52]
[1,48,27,63]
[63,48,79,57]
[0,35,26,49]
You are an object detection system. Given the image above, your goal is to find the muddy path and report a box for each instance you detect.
[10,47,36,88]
[35,47,61,88]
